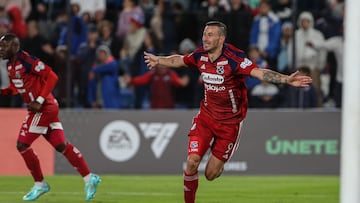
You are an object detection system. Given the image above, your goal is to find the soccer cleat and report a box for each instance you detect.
[85,174,101,201]
[23,182,50,201]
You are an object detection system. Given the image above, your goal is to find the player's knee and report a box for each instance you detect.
[55,142,67,152]
[16,141,30,152]
[185,156,201,174]
[205,166,224,181]
[205,170,218,181]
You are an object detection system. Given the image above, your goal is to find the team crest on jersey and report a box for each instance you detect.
[216,66,224,74]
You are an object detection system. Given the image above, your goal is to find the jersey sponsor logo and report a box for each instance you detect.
[240,58,252,69]
[217,60,228,66]
[11,79,24,88]
[200,64,206,69]
[204,83,226,92]
[99,120,178,162]
[200,56,208,62]
[201,73,224,84]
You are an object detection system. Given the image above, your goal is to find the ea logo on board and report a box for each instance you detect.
[99,120,140,162]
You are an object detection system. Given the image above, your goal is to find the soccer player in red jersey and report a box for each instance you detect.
[0,33,101,201]
[144,21,312,203]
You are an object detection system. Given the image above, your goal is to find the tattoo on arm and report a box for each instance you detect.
[263,71,285,84]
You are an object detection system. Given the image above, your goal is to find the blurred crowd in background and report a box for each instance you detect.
[0,0,345,109]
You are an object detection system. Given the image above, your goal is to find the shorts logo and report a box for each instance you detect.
[190,141,199,152]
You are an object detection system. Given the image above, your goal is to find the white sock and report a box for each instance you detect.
[34,181,45,187]
[83,173,92,183]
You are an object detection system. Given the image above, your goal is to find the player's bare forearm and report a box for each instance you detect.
[250,68,312,87]
[144,52,186,69]
[252,68,288,84]
[158,55,185,68]
[262,69,288,84]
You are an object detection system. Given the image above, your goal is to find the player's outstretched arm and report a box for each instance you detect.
[144,51,186,69]
[250,68,312,87]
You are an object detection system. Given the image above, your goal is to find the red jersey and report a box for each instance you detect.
[183,43,257,123]
[131,68,183,108]
[3,50,57,105]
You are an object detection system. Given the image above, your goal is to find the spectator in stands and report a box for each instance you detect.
[126,30,157,109]
[282,66,318,108]
[27,3,54,41]
[70,0,106,19]
[122,13,147,61]
[88,45,122,109]
[7,6,27,39]
[0,11,9,35]
[0,16,11,107]
[149,0,180,54]
[292,11,326,106]
[249,80,281,108]
[52,45,68,107]
[225,0,253,52]
[57,9,87,56]
[0,0,31,20]
[292,66,318,108]
[75,25,100,108]
[314,0,344,105]
[116,0,144,45]
[130,65,189,109]
[250,0,281,69]
[277,21,293,74]
[197,0,227,41]
[309,26,344,108]
[246,46,269,91]
[98,20,122,60]
[120,11,148,107]
[173,38,199,108]
[272,0,292,23]
[21,20,55,67]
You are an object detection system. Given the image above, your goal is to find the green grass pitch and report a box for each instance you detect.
[0,175,339,203]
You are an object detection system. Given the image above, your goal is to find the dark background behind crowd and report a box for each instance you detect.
[0,0,345,109]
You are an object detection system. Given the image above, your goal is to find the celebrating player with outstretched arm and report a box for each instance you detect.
[144,21,312,203]
[0,33,101,201]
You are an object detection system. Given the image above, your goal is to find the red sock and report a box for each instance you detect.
[61,143,90,177]
[184,172,198,203]
[20,148,44,182]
